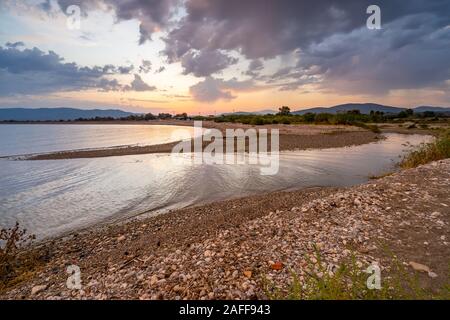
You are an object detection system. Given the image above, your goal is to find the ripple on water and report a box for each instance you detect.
[0,133,433,238]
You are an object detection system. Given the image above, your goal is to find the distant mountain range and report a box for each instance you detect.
[225,103,450,116]
[1,104,449,121]
[292,103,450,115]
[0,108,134,121]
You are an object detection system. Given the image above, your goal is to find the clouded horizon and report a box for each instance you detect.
[0,0,449,114]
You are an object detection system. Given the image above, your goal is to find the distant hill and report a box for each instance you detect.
[0,108,135,121]
[413,106,450,113]
[293,103,450,115]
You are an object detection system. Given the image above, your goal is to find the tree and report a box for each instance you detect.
[399,108,414,118]
[278,106,291,116]
[144,113,156,120]
[158,113,172,119]
[175,112,188,120]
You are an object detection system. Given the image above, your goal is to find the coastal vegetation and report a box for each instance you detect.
[265,251,450,300]
[401,129,450,168]
[0,223,37,292]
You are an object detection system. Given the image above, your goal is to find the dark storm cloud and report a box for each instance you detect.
[167,0,449,95]
[0,45,134,95]
[181,50,238,77]
[278,13,450,94]
[165,0,449,59]
[26,0,450,98]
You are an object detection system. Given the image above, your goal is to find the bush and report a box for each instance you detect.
[264,250,449,300]
[401,129,450,168]
[251,117,265,125]
[0,222,36,288]
[354,122,381,133]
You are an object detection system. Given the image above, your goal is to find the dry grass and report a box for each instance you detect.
[401,129,450,168]
[0,222,40,292]
[264,250,450,300]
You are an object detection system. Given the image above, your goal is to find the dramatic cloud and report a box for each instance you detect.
[50,0,180,44]
[276,13,450,94]
[0,45,130,95]
[124,74,156,91]
[165,0,449,58]
[181,50,238,77]
[189,77,256,102]
[6,0,450,101]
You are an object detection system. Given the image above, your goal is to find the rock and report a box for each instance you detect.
[204,250,212,257]
[149,275,159,286]
[243,270,252,278]
[117,235,126,242]
[270,262,283,271]
[428,272,438,278]
[31,285,47,295]
[409,261,431,273]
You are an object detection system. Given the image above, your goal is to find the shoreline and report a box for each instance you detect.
[12,122,380,160]
[2,159,448,299]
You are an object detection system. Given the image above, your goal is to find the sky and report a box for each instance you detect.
[0,0,449,114]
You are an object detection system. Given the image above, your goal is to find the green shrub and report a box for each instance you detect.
[401,129,450,168]
[264,250,449,300]
[1,222,36,290]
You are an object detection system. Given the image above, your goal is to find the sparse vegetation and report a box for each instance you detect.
[0,222,38,291]
[264,251,450,300]
[401,129,450,168]
[369,171,394,180]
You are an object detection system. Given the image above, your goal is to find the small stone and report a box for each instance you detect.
[149,275,159,285]
[409,261,431,273]
[117,235,126,242]
[428,272,438,278]
[204,250,212,257]
[31,285,47,295]
[271,262,283,271]
[243,270,252,278]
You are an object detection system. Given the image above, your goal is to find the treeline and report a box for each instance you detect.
[0,112,189,123]
[209,108,448,126]
[1,107,448,124]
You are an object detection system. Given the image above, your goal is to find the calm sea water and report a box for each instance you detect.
[0,124,196,157]
[0,125,432,239]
